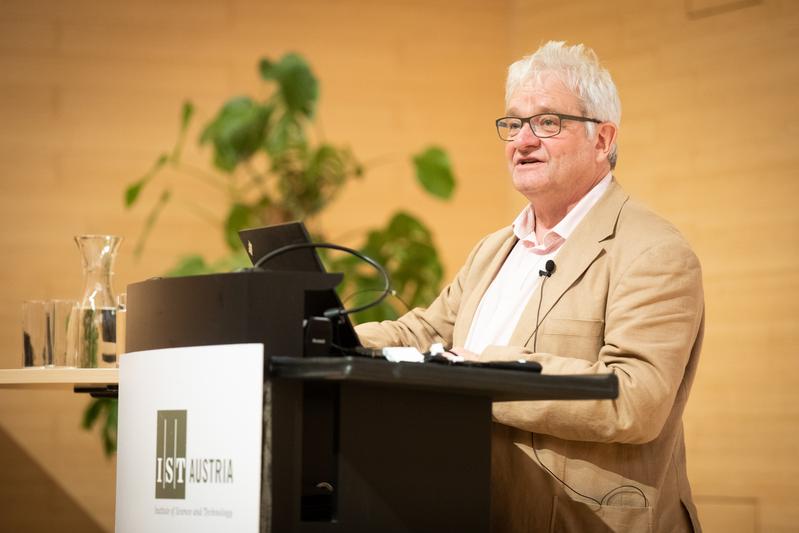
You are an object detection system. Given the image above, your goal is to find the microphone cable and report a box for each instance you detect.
[533,259,556,352]
[531,434,649,509]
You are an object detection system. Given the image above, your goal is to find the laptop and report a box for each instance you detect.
[238,221,361,353]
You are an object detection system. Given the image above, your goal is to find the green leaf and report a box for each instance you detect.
[199,97,271,173]
[81,398,104,429]
[82,399,118,456]
[180,100,195,130]
[265,113,303,158]
[171,100,196,162]
[124,153,168,208]
[413,146,456,200]
[223,203,255,251]
[124,181,145,208]
[259,53,318,118]
[166,255,212,277]
[103,400,118,456]
[387,211,430,238]
[382,213,442,298]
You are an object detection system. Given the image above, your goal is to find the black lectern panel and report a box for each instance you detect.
[336,384,491,532]
[126,271,342,356]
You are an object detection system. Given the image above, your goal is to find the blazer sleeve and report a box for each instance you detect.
[489,239,704,445]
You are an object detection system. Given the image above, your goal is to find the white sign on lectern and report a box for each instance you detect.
[115,344,264,533]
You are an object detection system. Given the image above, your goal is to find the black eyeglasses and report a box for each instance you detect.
[495,113,601,141]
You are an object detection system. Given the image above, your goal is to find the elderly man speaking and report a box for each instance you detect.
[356,41,704,532]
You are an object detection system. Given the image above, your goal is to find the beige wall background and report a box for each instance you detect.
[0,0,795,531]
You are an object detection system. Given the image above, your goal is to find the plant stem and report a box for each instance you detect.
[176,199,220,228]
[241,160,271,197]
[176,163,228,190]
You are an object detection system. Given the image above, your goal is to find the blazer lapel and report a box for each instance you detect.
[508,181,630,348]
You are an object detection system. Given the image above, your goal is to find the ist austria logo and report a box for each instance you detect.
[155,410,187,499]
[154,409,235,501]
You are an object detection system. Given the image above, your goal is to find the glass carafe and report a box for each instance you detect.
[74,235,122,368]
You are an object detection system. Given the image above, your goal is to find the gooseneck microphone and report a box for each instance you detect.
[533,259,556,352]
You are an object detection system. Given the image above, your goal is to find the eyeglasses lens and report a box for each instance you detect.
[497,114,561,140]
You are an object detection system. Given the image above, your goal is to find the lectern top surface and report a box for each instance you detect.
[268,356,618,402]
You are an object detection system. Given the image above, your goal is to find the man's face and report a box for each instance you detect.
[504,73,605,206]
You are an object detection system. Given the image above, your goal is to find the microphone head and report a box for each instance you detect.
[545,260,556,275]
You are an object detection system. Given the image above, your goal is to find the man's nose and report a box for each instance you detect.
[514,122,540,147]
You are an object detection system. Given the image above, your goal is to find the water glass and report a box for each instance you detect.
[22,300,47,367]
[50,300,77,367]
[22,300,78,368]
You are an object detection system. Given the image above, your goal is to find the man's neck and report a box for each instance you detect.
[531,171,611,241]
[533,202,571,242]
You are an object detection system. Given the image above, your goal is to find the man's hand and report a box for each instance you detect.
[447,346,480,361]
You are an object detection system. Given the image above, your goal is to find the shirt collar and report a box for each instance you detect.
[512,172,613,251]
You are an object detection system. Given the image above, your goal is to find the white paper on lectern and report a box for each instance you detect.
[115,344,263,533]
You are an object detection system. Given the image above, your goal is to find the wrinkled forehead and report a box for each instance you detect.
[505,72,584,115]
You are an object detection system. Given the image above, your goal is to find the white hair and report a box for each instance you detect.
[506,41,622,169]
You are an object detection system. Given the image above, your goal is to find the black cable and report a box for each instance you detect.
[532,275,549,353]
[531,434,649,509]
[253,242,391,319]
[343,287,412,313]
[531,433,602,508]
[532,259,556,352]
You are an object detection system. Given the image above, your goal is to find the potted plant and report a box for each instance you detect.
[83,52,456,455]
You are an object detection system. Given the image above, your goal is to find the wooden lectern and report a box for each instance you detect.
[127,271,617,532]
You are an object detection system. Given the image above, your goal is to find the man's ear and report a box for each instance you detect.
[594,122,618,163]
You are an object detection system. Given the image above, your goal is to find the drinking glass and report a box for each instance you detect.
[22,300,47,367]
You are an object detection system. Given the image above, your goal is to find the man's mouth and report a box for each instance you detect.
[516,158,542,166]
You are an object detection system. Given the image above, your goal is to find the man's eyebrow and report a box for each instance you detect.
[504,106,558,116]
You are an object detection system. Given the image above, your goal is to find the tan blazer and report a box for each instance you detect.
[356,180,705,533]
